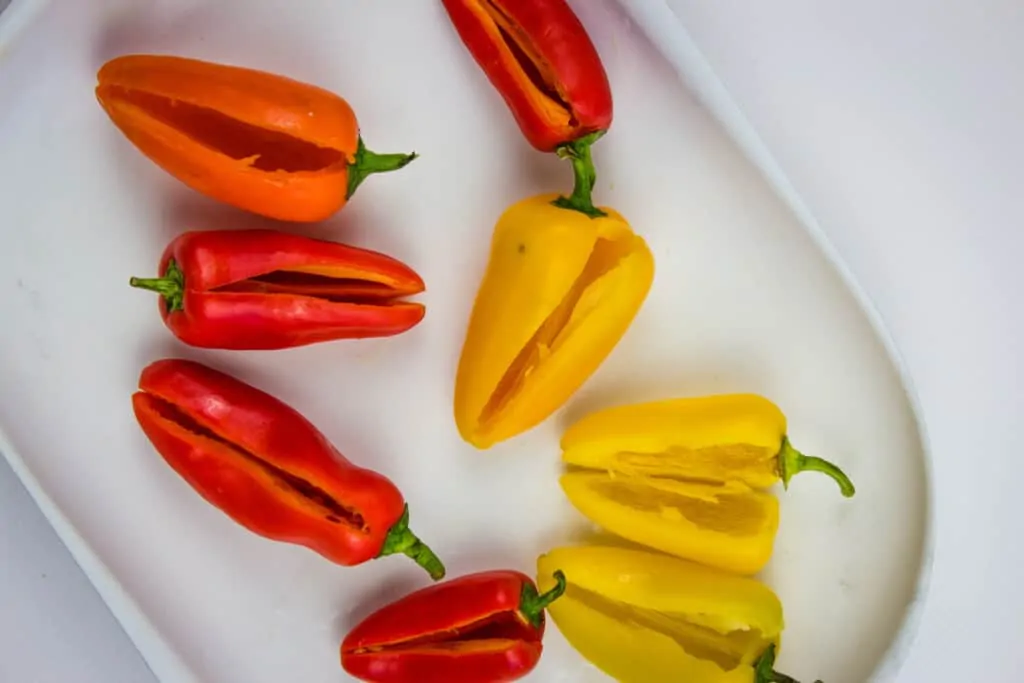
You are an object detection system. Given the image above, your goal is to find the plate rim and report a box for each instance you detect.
[610,2,937,680]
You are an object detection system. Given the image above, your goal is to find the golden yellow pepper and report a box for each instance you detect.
[537,545,822,683]
[454,137,654,449]
[558,394,855,574]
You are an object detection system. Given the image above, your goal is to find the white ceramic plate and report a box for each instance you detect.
[0,1,929,681]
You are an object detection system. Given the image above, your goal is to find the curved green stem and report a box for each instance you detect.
[778,437,856,497]
[520,570,567,629]
[552,131,607,218]
[377,505,445,580]
[346,136,418,199]
[129,258,185,313]
[754,644,823,683]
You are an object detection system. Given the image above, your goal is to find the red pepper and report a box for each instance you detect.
[441,0,612,152]
[132,359,445,579]
[129,229,425,350]
[341,569,567,683]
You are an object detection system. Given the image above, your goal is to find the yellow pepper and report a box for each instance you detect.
[454,136,654,449]
[537,545,822,683]
[558,394,855,574]
[562,393,855,493]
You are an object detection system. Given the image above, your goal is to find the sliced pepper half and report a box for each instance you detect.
[454,194,654,449]
[537,546,822,683]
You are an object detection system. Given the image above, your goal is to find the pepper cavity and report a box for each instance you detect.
[553,579,771,672]
[132,359,445,579]
[485,0,575,119]
[474,0,578,128]
[212,270,416,303]
[477,222,640,427]
[345,609,536,656]
[560,473,779,575]
[130,229,426,350]
[98,83,349,174]
[560,394,857,495]
[441,0,613,151]
[96,55,416,221]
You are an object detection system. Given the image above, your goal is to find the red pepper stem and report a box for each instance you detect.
[129,258,185,313]
[778,437,856,498]
[754,644,823,683]
[519,570,567,629]
[377,505,446,581]
[552,131,608,219]
[346,136,418,199]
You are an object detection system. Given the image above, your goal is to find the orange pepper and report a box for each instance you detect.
[96,55,416,222]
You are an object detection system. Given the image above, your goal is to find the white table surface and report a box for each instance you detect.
[0,458,155,683]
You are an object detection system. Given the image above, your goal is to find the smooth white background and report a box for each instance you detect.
[1,0,1022,682]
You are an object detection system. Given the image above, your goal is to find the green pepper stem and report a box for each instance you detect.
[754,644,823,683]
[377,505,445,581]
[129,258,185,313]
[346,136,418,199]
[778,437,856,497]
[520,570,567,629]
[552,131,608,219]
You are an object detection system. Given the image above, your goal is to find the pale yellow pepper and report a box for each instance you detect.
[537,545,822,683]
[559,394,854,574]
[453,136,654,450]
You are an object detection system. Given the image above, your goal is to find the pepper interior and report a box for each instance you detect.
[101,85,347,173]
[579,474,770,536]
[478,235,633,429]
[583,444,779,487]
[214,270,420,305]
[346,610,537,654]
[478,0,577,125]
[568,584,770,670]
[140,392,366,529]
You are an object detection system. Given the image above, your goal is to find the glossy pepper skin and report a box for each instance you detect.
[132,359,445,579]
[537,546,823,683]
[562,393,856,495]
[129,229,425,350]
[96,55,415,222]
[341,569,566,683]
[558,394,855,574]
[455,144,654,448]
[441,0,613,151]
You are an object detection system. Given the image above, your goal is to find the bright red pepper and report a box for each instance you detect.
[441,0,613,152]
[132,359,445,579]
[341,569,567,682]
[129,229,425,350]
